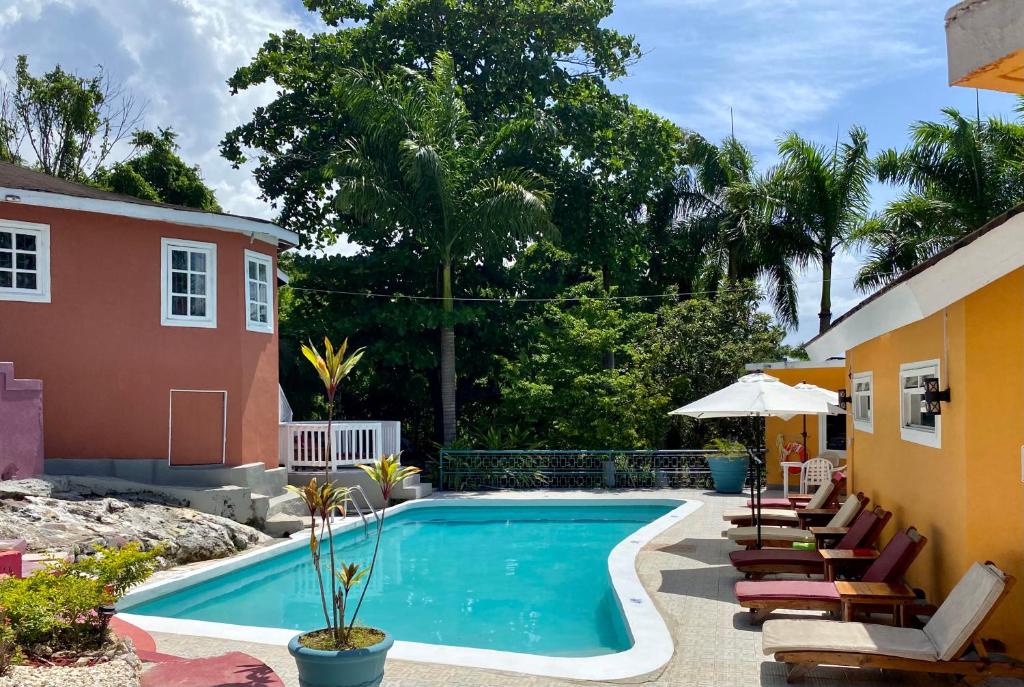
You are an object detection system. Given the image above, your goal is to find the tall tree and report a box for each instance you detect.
[331,53,554,445]
[771,126,873,334]
[855,107,1024,290]
[0,55,143,180]
[95,128,220,210]
[669,134,810,328]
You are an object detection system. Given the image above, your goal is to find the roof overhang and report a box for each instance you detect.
[806,208,1024,360]
[745,360,845,372]
[946,0,1024,94]
[0,187,298,248]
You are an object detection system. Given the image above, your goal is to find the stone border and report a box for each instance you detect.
[119,495,702,680]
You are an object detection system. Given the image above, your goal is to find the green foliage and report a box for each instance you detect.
[703,438,747,458]
[0,54,141,180]
[0,620,20,676]
[95,128,220,210]
[855,107,1024,290]
[0,544,159,654]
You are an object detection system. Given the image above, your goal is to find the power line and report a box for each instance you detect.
[282,270,894,304]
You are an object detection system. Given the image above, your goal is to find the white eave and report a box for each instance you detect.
[745,360,845,371]
[0,186,298,248]
[806,208,1024,361]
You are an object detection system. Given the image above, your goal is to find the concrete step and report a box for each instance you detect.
[392,475,432,500]
[263,513,306,538]
[266,491,307,518]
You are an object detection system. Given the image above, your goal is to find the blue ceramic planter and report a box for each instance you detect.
[288,631,394,687]
[707,456,748,493]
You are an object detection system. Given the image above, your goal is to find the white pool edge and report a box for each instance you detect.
[119,496,703,681]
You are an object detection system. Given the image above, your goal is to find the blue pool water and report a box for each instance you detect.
[126,502,679,656]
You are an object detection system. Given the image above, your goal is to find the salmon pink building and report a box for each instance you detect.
[0,162,297,474]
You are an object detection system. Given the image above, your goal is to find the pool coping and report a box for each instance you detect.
[118,495,703,681]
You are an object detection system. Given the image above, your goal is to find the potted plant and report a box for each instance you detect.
[704,438,749,493]
[286,454,420,687]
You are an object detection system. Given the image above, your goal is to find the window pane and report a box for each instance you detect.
[190,252,206,272]
[15,273,36,290]
[15,234,35,251]
[249,303,260,321]
[258,304,268,323]
[248,280,258,299]
[0,252,10,269]
[171,272,188,294]
[190,274,206,296]
[15,253,35,271]
[171,249,188,270]
[0,233,9,249]
[257,283,268,303]
[248,262,257,280]
[171,296,188,315]
[258,263,267,281]
[190,297,206,317]
[0,271,10,288]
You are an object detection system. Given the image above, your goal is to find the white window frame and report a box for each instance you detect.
[851,371,873,433]
[244,249,274,334]
[161,238,217,328]
[899,360,941,448]
[0,219,50,303]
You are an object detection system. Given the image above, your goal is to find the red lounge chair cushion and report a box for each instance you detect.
[730,549,822,567]
[0,551,21,578]
[735,580,839,603]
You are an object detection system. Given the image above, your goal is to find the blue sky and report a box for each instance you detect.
[0,1,1019,344]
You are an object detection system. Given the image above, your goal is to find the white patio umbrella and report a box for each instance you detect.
[670,372,835,547]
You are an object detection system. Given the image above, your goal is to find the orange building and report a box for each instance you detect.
[803,206,1024,653]
[0,162,296,471]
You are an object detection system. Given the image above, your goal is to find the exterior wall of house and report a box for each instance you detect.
[760,365,846,487]
[845,266,1024,653]
[0,203,280,469]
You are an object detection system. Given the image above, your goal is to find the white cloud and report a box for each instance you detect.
[0,0,323,221]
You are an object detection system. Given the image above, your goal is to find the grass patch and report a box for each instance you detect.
[300,628,386,651]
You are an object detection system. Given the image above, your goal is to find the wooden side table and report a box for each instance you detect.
[819,549,879,581]
[835,581,916,626]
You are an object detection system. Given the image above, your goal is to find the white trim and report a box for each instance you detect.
[0,219,50,303]
[806,210,1024,360]
[851,371,874,433]
[899,360,942,449]
[119,496,702,681]
[161,238,217,328]
[243,249,274,334]
[167,389,228,466]
[0,187,297,247]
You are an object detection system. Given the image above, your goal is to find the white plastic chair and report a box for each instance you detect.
[799,457,833,495]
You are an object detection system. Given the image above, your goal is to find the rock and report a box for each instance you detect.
[0,642,143,687]
[0,478,271,567]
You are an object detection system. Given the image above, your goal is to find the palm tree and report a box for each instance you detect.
[855,107,1024,290]
[332,53,554,445]
[673,134,810,329]
[771,126,874,335]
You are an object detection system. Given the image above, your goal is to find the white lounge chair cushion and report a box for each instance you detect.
[722,508,799,522]
[804,480,834,509]
[924,562,1006,661]
[826,495,861,527]
[725,526,812,543]
[762,619,938,662]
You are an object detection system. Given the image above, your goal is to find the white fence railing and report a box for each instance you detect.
[280,421,402,471]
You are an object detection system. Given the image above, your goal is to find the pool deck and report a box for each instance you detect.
[147,489,1020,686]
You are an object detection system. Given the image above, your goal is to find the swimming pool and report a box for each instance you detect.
[120,497,700,679]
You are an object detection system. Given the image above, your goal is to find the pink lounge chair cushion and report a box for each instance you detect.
[862,530,921,583]
[729,549,822,567]
[735,580,840,603]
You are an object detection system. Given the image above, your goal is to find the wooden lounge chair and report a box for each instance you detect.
[730,506,891,578]
[746,471,846,510]
[725,493,867,548]
[736,527,926,623]
[763,562,1024,685]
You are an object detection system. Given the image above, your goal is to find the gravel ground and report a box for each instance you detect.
[0,650,141,687]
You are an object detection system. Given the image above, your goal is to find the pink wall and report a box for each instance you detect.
[0,362,43,478]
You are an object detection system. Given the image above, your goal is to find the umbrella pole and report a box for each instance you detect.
[756,416,763,549]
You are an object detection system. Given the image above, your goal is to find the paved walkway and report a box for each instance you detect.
[150,489,1021,686]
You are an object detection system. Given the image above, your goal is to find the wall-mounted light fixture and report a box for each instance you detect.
[837,389,850,410]
[922,377,951,415]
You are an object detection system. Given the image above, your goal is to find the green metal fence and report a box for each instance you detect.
[436,449,764,491]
